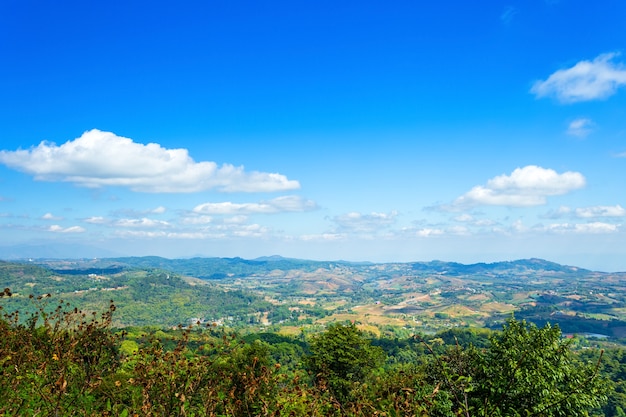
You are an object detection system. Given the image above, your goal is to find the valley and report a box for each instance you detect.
[3,256,626,340]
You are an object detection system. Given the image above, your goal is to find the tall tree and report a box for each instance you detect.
[427,319,608,416]
[306,322,385,404]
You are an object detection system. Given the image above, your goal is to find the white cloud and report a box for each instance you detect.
[114,219,270,240]
[416,228,444,237]
[542,206,572,219]
[112,207,169,218]
[454,214,474,222]
[114,230,168,238]
[575,205,626,218]
[331,211,398,233]
[41,213,63,221]
[574,222,620,233]
[511,219,527,233]
[48,225,86,233]
[193,195,317,215]
[115,218,171,228]
[300,233,346,241]
[181,215,214,225]
[452,213,496,227]
[531,52,626,103]
[454,165,585,207]
[566,118,594,137]
[545,222,620,234]
[0,129,300,193]
[543,205,626,219]
[84,216,107,224]
[230,224,270,237]
[223,215,249,224]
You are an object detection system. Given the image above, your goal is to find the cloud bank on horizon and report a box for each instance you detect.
[0,1,625,271]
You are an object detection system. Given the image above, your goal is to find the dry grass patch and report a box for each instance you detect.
[441,305,486,318]
[466,293,489,302]
[479,302,515,313]
[565,294,584,301]
[353,304,385,315]
[511,292,532,302]
[278,326,303,336]
[357,323,381,336]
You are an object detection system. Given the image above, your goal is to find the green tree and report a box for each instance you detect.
[427,319,607,416]
[306,322,385,404]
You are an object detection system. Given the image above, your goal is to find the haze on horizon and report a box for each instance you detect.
[1,1,626,272]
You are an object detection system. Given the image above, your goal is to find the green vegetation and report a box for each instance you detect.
[0,289,616,416]
[3,257,626,415]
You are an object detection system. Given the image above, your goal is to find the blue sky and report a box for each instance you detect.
[1,1,626,271]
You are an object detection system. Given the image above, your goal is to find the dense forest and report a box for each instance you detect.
[1,288,624,417]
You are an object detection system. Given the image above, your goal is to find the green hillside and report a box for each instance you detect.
[0,260,271,327]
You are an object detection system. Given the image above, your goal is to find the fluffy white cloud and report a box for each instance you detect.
[454,165,585,207]
[331,211,397,233]
[193,195,317,215]
[41,213,63,220]
[0,129,300,193]
[48,225,86,233]
[575,205,626,218]
[566,118,594,137]
[531,53,626,103]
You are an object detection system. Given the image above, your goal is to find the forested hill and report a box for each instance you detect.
[0,260,272,328]
[32,255,594,279]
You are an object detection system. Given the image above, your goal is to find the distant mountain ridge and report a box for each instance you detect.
[0,242,612,274]
[408,258,588,276]
[18,255,597,278]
